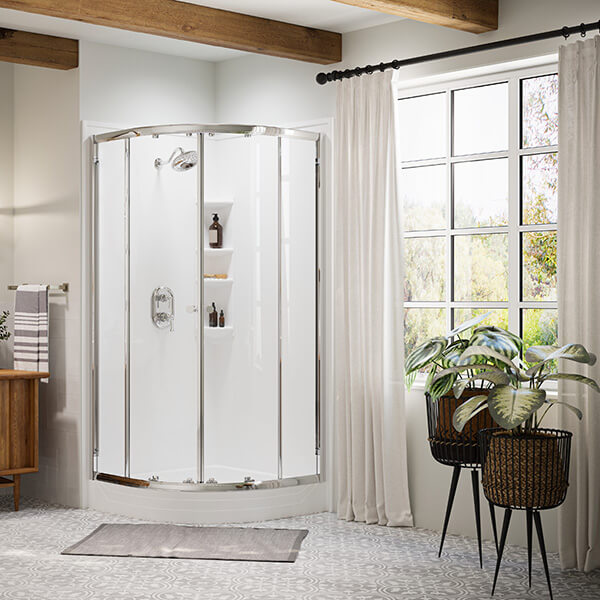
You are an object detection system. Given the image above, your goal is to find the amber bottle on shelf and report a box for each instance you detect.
[209,213,223,248]
[208,303,218,327]
[219,310,225,328]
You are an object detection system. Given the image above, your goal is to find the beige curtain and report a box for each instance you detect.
[557,38,600,572]
[334,71,413,527]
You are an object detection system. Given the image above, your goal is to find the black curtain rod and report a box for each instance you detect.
[316,19,600,85]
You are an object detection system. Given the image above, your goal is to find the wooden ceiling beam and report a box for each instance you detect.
[0,27,78,69]
[332,0,498,34]
[0,0,342,64]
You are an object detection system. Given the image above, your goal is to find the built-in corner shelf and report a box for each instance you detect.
[204,326,234,340]
[204,247,233,255]
[203,277,233,286]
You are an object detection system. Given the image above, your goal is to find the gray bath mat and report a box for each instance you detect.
[62,523,308,563]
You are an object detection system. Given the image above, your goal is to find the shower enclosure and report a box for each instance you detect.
[92,124,321,490]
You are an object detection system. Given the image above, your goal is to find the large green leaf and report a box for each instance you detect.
[452,395,489,432]
[446,311,493,338]
[405,336,448,374]
[487,386,546,430]
[527,343,597,376]
[525,345,559,363]
[540,372,600,393]
[453,370,511,399]
[469,329,519,359]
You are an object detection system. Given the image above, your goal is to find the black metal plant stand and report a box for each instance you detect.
[479,428,573,600]
[426,392,499,567]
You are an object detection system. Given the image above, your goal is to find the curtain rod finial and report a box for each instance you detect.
[316,72,328,85]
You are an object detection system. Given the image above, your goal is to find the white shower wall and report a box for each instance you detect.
[203,135,280,482]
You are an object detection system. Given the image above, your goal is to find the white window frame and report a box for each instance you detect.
[396,62,558,390]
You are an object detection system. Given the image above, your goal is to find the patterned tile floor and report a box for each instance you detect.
[1,497,599,600]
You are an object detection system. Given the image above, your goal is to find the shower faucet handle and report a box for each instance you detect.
[152,286,175,331]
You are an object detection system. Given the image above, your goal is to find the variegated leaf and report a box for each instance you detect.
[469,329,519,359]
[405,336,448,374]
[487,385,546,430]
[458,346,520,372]
[453,370,511,399]
[540,372,600,393]
[446,311,493,338]
[405,369,418,390]
[452,395,489,432]
[525,345,559,363]
[440,340,469,368]
[431,364,496,385]
[474,326,524,353]
[427,373,457,401]
[545,399,583,420]
[527,343,597,376]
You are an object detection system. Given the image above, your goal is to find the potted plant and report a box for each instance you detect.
[405,313,523,465]
[452,340,599,509]
[405,313,529,564]
[451,336,598,597]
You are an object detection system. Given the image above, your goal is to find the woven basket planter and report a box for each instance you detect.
[426,389,495,468]
[479,428,572,510]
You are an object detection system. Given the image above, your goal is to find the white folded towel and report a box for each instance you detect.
[14,284,49,382]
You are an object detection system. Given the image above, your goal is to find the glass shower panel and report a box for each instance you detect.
[96,140,126,476]
[203,134,279,483]
[281,138,318,478]
[128,134,199,482]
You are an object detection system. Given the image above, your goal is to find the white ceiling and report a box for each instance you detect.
[0,2,403,64]
[175,0,403,33]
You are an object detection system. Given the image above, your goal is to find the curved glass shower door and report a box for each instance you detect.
[93,125,320,488]
[129,135,200,482]
[95,133,200,481]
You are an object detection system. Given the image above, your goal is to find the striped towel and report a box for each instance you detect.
[14,284,49,382]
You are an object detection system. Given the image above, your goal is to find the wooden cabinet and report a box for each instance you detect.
[0,370,49,511]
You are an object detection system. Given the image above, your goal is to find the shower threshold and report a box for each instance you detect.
[95,472,321,492]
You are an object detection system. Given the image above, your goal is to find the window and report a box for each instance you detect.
[398,67,558,358]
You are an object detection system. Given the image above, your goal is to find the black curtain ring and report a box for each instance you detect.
[392,60,400,70]
[562,26,570,39]
[580,23,586,37]
[354,67,362,77]
[378,62,386,72]
[598,20,600,34]
[365,64,374,75]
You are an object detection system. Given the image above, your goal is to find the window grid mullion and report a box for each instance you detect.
[508,75,521,338]
[446,87,453,332]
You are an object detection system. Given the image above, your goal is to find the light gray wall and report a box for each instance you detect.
[0,62,14,370]
[214,0,600,552]
[79,41,216,125]
[12,64,82,506]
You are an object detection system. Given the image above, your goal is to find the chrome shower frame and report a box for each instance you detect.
[91,123,322,492]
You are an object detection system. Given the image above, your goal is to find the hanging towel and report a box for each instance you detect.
[14,284,49,382]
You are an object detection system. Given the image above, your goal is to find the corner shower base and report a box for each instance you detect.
[87,479,327,524]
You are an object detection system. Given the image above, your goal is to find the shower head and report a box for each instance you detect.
[154,147,198,171]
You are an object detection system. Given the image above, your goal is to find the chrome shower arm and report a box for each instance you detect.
[154,147,184,169]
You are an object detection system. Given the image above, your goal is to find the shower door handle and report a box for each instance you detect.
[152,287,175,331]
